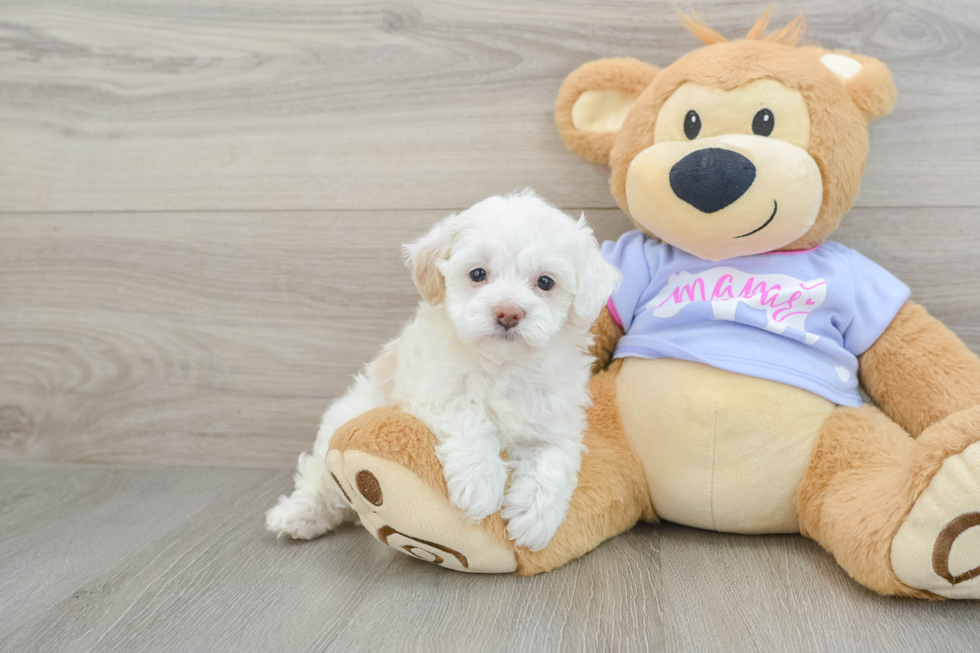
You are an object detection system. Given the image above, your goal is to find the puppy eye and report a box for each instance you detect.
[684,110,701,140]
[469,268,486,282]
[752,108,774,136]
[536,276,554,291]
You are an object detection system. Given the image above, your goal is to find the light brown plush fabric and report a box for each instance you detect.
[834,51,899,122]
[797,406,924,597]
[331,406,448,495]
[677,6,805,47]
[674,7,728,46]
[330,407,525,560]
[555,58,658,164]
[890,441,980,598]
[797,404,980,599]
[589,305,624,373]
[322,12,976,598]
[859,301,980,437]
[516,363,655,575]
[555,17,896,253]
[330,366,653,577]
[606,40,878,251]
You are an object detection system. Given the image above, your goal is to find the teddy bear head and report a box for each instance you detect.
[555,9,897,261]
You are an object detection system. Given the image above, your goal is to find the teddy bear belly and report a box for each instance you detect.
[616,357,836,534]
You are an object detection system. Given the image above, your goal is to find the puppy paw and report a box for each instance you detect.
[501,473,571,551]
[265,490,346,540]
[442,454,507,523]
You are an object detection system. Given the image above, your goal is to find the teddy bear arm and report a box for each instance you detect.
[858,300,980,437]
[589,306,624,374]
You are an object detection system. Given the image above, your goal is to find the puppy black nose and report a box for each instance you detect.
[669,148,756,213]
[494,304,524,329]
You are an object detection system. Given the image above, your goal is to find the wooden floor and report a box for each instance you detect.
[2,462,978,653]
[1,1,979,650]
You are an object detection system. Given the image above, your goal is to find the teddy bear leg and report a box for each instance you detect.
[327,364,654,575]
[327,405,517,573]
[516,363,655,575]
[798,404,980,599]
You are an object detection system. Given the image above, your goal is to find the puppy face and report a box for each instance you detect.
[404,191,620,359]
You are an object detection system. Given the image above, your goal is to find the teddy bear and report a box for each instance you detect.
[323,9,980,600]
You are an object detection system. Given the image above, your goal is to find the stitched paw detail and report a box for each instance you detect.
[892,442,980,599]
[327,449,516,574]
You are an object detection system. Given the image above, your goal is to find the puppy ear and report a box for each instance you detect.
[403,216,457,305]
[555,58,658,164]
[571,214,622,325]
[818,50,897,122]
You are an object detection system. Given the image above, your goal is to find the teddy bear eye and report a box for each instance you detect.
[684,110,701,140]
[537,276,554,291]
[469,268,486,282]
[752,108,774,136]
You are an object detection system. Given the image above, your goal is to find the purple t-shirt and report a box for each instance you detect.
[602,231,911,406]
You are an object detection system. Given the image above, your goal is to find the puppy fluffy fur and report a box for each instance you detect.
[266,190,620,550]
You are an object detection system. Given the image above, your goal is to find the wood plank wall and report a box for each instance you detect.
[2,1,979,468]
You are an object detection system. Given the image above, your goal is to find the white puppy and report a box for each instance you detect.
[266,190,620,550]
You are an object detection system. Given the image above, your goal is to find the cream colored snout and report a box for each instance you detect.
[625,134,823,260]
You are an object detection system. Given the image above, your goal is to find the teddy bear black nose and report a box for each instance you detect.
[669,148,757,213]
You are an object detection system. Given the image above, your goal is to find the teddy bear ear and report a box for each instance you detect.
[819,51,897,122]
[555,58,659,164]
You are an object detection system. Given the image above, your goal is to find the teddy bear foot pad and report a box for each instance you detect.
[891,442,980,599]
[327,449,517,574]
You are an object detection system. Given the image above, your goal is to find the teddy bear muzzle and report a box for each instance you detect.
[625,134,823,261]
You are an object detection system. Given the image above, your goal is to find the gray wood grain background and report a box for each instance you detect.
[2,463,978,653]
[1,1,978,650]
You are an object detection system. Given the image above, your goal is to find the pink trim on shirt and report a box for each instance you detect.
[763,245,822,256]
[606,298,623,328]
